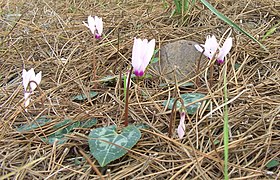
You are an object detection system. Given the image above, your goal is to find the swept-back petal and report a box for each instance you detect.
[141,39,155,71]
[205,35,217,47]
[30,71,42,91]
[24,97,31,107]
[194,44,203,53]
[24,91,31,107]
[204,35,219,59]
[132,38,143,70]
[88,16,95,27]
[84,16,96,35]
[28,68,35,89]
[217,37,232,62]
[177,112,186,139]
[24,92,31,100]
[95,16,103,36]
[82,21,89,28]
[22,69,29,90]
[177,123,185,139]
[132,38,156,76]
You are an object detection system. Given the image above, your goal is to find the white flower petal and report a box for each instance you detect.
[141,39,155,72]
[82,21,90,28]
[204,35,219,59]
[177,122,185,139]
[132,38,155,76]
[217,37,232,61]
[24,94,31,107]
[132,38,143,70]
[24,98,30,107]
[95,16,103,36]
[177,112,186,139]
[30,71,42,91]
[194,44,203,53]
[24,92,31,100]
[22,69,29,90]
[195,35,219,59]
[85,16,96,35]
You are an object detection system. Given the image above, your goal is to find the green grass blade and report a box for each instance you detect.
[262,21,280,40]
[124,74,127,100]
[184,0,189,12]
[199,0,267,51]
[173,0,181,14]
[173,0,191,14]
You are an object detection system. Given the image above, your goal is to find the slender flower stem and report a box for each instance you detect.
[223,60,229,180]
[168,97,184,138]
[29,80,45,105]
[92,35,96,88]
[124,66,133,127]
[195,50,204,88]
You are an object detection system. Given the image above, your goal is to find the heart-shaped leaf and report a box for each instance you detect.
[71,91,98,101]
[42,119,91,145]
[42,133,68,145]
[159,82,194,88]
[42,119,80,145]
[18,117,98,145]
[88,125,141,167]
[17,116,51,132]
[163,93,206,114]
[81,118,97,128]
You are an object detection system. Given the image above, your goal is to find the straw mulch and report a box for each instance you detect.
[0,0,279,179]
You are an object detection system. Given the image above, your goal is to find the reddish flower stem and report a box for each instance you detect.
[92,35,96,88]
[168,97,185,138]
[124,67,133,127]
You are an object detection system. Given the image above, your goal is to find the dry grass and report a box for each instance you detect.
[0,0,279,179]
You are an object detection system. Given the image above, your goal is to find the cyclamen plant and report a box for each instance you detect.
[124,37,155,126]
[83,15,103,39]
[195,35,232,64]
[83,15,103,85]
[22,68,42,108]
[168,97,186,139]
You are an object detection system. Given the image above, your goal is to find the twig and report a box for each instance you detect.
[78,148,104,180]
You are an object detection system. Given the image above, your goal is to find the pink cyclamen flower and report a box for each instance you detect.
[83,15,103,39]
[22,68,42,107]
[194,35,232,64]
[132,38,155,77]
[177,111,186,139]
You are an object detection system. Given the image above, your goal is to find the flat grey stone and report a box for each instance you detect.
[152,40,203,82]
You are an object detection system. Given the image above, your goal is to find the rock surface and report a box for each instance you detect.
[152,40,203,82]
